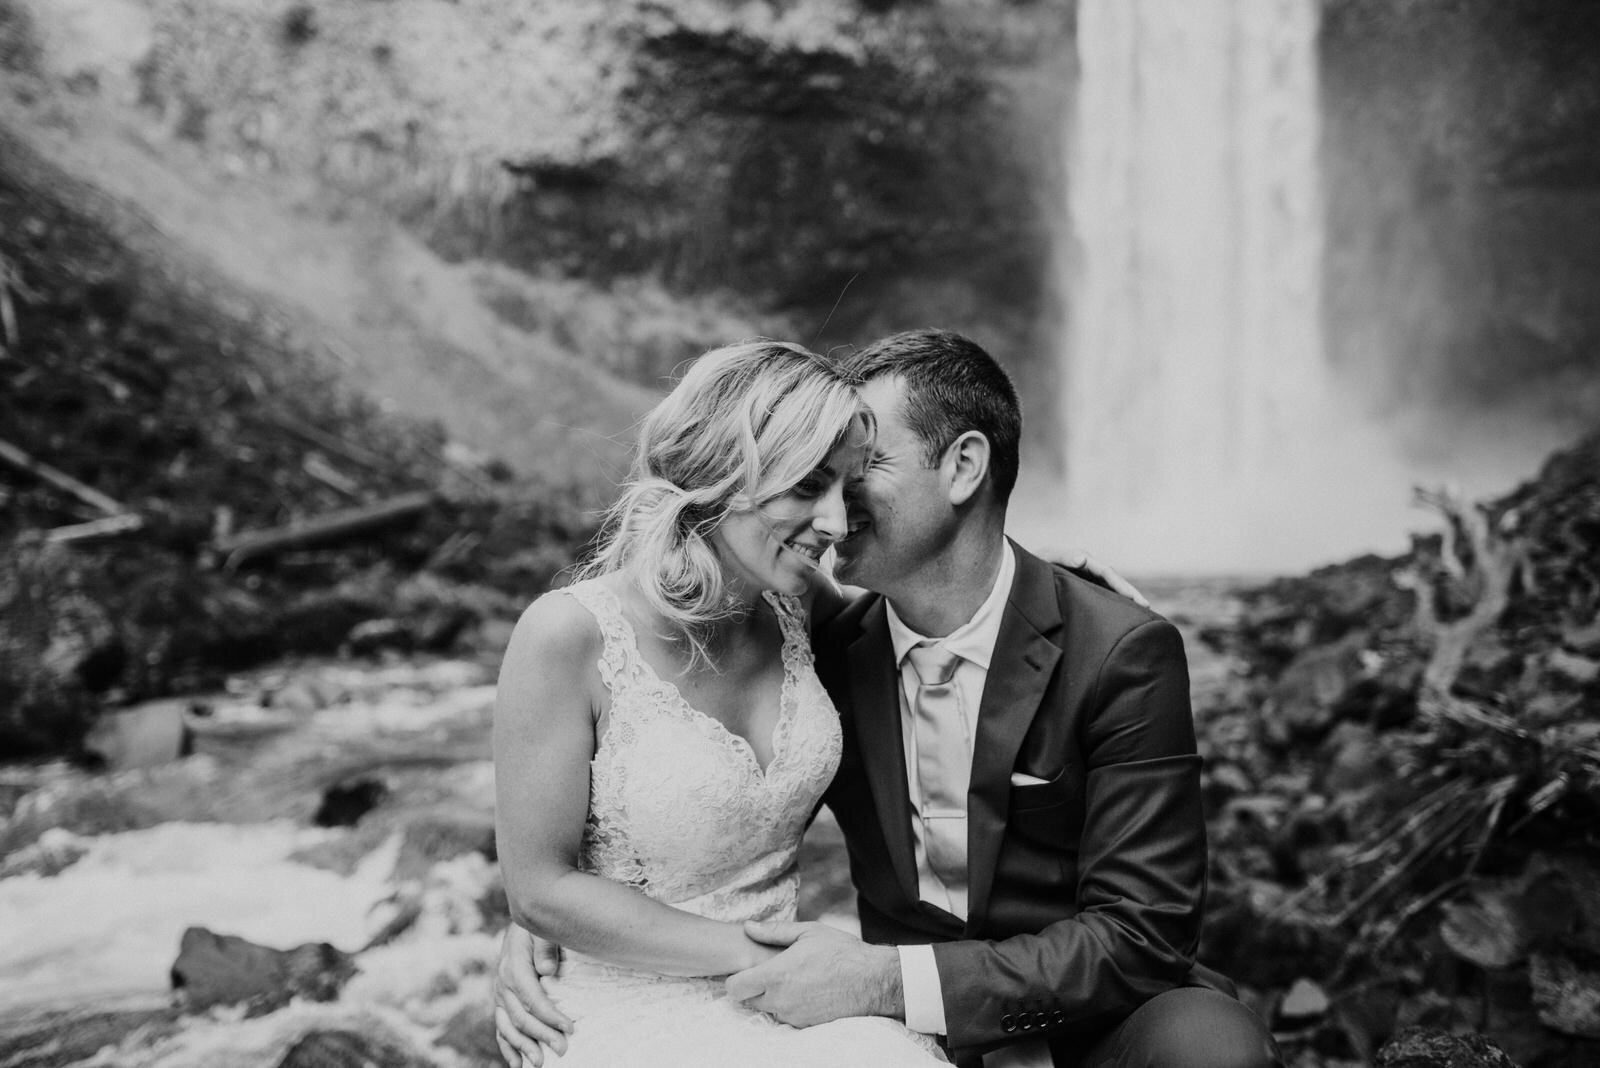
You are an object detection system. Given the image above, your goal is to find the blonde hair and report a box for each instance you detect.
[582,340,865,663]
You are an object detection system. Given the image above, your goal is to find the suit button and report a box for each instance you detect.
[1016,1011,1033,1029]
[1001,1014,1017,1033]
[1051,1009,1066,1026]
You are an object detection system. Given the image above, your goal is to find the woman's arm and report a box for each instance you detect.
[493,592,774,978]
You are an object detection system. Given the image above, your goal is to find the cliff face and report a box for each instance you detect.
[7,0,1068,385]
[1322,0,1600,426]
[12,0,1600,469]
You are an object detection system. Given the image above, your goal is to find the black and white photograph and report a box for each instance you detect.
[2,2,1598,1066]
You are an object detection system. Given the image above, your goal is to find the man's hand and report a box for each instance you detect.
[493,924,574,1068]
[725,921,904,1028]
[1057,548,1149,608]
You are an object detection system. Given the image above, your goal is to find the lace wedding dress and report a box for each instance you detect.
[540,581,947,1066]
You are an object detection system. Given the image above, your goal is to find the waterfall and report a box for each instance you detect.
[1001,0,1593,574]
[1048,0,1344,572]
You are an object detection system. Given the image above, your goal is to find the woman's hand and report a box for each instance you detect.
[493,924,573,1068]
[1056,548,1149,608]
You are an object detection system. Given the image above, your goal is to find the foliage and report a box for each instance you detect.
[1200,427,1600,1063]
[0,155,593,759]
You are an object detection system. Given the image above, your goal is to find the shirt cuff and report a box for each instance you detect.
[898,944,947,1035]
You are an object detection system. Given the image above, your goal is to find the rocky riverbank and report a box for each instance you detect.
[1186,428,1600,1067]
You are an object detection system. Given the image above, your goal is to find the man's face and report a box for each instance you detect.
[833,375,952,596]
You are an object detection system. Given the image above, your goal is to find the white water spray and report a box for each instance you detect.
[1051,0,1346,573]
[1019,0,1590,576]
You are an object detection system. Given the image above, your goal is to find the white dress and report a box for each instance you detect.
[542,581,947,1066]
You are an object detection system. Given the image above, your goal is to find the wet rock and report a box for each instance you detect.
[0,1005,181,1068]
[1374,1026,1518,1068]
[369,842,503,946]
[1264,636,1367,739]
[1440,879,1541,970]
[1524,690,1586,727]
[1275,977,1331,1028]
[170,927,356,1016]
[1563,620,1600,657]
[435,1001,499,1064]
[1531,948,1600,1038]
[1317,721,1392,798]
[1546,853,1600,957]
[412,605,473,651]
[314,777,389,827]
[0,827,91,878]
[395,809,496,880]
[82,698,192,770]
[267,677,340,714]
[346,618,413,657]
[1546,649,1600,687]
[1199,885,1343,990]
[276,1028,431,1068]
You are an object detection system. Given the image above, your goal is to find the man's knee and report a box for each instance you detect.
[1108,988,1281,1068]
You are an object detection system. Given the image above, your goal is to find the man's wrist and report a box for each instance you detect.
[865,943,906,1019]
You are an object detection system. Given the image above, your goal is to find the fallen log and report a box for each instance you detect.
[213,491,435,571]
[0,437,128,516]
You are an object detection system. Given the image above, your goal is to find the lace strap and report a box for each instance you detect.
[764,591,814,670]
[555,581,650,696]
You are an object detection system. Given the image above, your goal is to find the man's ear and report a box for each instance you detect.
[943,430,991,506]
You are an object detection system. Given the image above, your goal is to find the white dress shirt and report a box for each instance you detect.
[883,543,1051,1067]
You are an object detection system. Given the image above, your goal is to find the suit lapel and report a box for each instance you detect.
[964,544,1064,931]
[846,597,920,903]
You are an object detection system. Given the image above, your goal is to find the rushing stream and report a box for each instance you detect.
[0,585,1243,1062]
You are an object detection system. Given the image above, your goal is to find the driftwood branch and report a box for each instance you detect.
[302,452,360,497]
[1399,486,1527,737]
[45,513,146,543]
[214,490,434,570]
[0,437,129,517]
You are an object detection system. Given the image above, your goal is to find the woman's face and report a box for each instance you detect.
[712,421,870,600]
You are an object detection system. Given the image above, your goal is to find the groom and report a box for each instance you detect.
[496,331,1279,1068]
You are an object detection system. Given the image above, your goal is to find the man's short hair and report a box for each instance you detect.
[848,329,1021,503]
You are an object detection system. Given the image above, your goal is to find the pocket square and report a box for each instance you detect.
[1009,772,1051,787]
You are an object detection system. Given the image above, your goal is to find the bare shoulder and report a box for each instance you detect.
[499,585,604,683]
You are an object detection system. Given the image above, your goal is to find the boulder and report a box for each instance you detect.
[1374,1026,1518,1068]
[82,697,192,770]
[170,927,356,1017]
[276,1028,431,1068]
[1531,949,1600,1039]
[435,1002,500,1064]
[395,810,496,880]
[314,777,389,828]
[0,827,90,878]
[0,1005,180,1068]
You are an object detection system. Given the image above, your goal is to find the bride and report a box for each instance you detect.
[491,341,949,1065]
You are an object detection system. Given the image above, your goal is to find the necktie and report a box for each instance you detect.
[906,641,969,916]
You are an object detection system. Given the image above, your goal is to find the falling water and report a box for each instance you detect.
[1046,0,1346,574]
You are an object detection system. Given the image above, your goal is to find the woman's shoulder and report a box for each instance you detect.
[504,581,611,671]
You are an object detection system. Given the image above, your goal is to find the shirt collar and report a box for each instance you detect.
[885,541,1015,671]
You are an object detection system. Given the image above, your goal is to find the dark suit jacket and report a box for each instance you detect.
[814,541,1231,1066]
